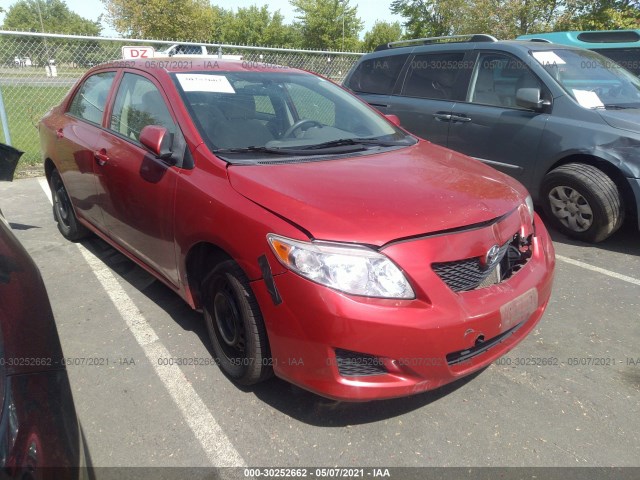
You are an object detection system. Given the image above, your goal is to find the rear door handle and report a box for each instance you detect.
[450,114,471,123]
[94,149,109,166]
[433,113,452,122]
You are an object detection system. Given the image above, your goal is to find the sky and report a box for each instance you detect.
[0,0,405,39]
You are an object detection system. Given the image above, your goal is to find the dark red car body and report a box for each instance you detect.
[39,59,555,401]
[0,210,88,477]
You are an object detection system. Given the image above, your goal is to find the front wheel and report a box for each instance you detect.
[202,260,272,385]
[541,163,624,243]
[50,169,90,241]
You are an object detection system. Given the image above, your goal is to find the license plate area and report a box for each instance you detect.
[500,287,538,332]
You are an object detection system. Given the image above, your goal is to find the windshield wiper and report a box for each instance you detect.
[598,104,635,110]
[293,138,409,150]
[212,146,291,155]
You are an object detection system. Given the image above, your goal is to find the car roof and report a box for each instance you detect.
[365,39,585,58]
[89,57,308,75]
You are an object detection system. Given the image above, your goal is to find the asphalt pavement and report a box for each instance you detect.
[0,177,638,477]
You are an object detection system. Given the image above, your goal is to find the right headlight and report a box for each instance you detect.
[267,234,415,299]
[525,195,535,221]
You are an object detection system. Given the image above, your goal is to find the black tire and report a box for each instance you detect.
[541,163,624,243]
[50,169,90,241]
[202,260,272,385]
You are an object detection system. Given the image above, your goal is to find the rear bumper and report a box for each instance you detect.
[254,213,556,401]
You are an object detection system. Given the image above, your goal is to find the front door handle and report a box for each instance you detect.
[433,113,452,122]
[94,149,109,166]
[368,102,390,108]
[450,114,471,123]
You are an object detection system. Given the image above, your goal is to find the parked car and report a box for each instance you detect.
[343,35,640,242]
[156,43,243,60]
[13,57,32,67]
[39,59,555,401]
[0,208,90,477]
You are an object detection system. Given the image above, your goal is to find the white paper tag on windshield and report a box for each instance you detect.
[176,74,235,93]
[572,89,604,108]
[532,51,566,66]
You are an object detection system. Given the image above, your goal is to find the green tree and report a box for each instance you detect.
[2,0,101,35]
[555,0,640,30]
[221,6,300,47]
[390,0,466,37]
[101,0,215,40]
[390,0,562,39]
[455,0,561,38]
[362,21,403,52]
[1,0,101,67]
[290,0,364,51]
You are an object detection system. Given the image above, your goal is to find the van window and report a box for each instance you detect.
[345,54,408,95]
[401,52,465,100]
[469,53,541,108]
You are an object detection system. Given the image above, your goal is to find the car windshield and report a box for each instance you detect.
[172,71,414,161]
[531,48,640,109]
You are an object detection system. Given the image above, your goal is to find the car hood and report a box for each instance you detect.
[598,108,640,134]
[228,142,526,246]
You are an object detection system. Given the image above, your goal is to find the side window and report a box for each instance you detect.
[286,84,336,126]
[68,71,116,125]
[345,54,408,94]
[401,52,465,100]
[109,73,176,142]
[469,53,542,108]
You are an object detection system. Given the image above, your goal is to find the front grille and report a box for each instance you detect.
[432,242,510,292]
[335,348,387,377]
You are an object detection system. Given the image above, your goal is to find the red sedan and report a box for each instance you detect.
[39,58,555,401]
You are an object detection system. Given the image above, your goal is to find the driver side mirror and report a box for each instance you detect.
[140,125,174,162]
[516,88,550,112]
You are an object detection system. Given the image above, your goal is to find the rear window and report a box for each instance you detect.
[345,54,408,95]
[68,71,116,125]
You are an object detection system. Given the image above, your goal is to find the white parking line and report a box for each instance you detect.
[38,177,52,204]
[556,254,640,287]
[39,179,246,467]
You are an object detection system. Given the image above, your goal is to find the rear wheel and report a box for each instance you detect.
[202,260,272,385]
[50,169,90,241]
[541,163,624,243]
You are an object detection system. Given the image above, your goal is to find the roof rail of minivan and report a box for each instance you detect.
[375,34,498,51]
[524,38,553,43]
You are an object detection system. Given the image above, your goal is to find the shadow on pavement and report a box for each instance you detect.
[538,210,640,257]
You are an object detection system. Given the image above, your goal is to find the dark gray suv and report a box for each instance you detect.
[343,35,640,242]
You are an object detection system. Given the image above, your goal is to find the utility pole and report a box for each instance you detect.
[342,1,345,51]
[35,0,53,74]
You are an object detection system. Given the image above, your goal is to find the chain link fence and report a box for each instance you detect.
[0,30,363,167]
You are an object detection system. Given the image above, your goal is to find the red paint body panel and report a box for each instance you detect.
[1,215,87,472]
[38,59,556,401]
[228,141,527,245]
[254,213,555,401]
